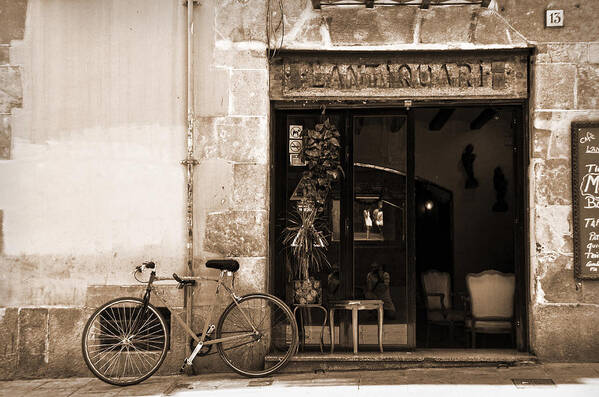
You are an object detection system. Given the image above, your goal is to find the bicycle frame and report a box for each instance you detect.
[142,270,260,369]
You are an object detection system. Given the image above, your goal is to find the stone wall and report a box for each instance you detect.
[270,0,599,361]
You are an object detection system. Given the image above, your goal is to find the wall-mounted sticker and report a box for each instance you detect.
[289,125,303,139]
[289,139,302,154]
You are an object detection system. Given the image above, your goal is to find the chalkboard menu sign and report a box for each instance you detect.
[572,121,599,279]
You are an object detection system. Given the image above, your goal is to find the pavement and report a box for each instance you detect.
[2,363,599,397]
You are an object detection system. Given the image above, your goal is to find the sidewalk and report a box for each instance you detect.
[2,363,599,397]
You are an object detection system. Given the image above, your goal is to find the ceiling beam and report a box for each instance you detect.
[470,108,497,130]
[428,108,455,131]
[311,0,321,10]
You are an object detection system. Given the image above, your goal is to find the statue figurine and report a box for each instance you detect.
[493,166,508,212]
[461,144,479,189]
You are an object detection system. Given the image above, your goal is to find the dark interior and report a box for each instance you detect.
[274,105,521,350]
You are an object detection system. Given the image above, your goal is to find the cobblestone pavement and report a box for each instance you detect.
[2,363,599,397]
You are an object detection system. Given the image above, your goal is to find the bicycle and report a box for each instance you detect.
[81,260,299,386]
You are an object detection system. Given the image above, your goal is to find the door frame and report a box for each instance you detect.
[270,99,530,352]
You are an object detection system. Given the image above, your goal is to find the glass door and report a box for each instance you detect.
[274,108,415,349]
[345,112,414,348]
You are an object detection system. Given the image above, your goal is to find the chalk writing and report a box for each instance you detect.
[580,131,595,144]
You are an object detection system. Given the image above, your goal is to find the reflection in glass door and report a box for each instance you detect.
[274,109,415,350]
[350,114,411,347]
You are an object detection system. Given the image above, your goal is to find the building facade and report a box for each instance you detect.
[0,0,598,379]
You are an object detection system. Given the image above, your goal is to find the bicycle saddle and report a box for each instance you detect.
[206,259,240,272]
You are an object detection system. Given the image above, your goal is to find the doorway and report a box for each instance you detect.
[272,104,528,352]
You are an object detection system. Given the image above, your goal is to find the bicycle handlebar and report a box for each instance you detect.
[135,261,156,273]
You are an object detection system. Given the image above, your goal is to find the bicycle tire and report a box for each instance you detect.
[216,293,298,377]
[81,297,169,386]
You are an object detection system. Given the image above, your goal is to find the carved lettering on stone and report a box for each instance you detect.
[273,53,528,99]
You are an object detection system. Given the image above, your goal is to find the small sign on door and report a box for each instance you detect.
[289,125,306,166]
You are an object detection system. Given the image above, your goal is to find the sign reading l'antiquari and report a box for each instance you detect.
[270,51,529,100]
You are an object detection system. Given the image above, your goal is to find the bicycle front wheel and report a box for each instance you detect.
[216,293,298,377]
[81,297,169,386]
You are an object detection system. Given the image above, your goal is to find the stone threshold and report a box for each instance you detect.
[267,349,537,372]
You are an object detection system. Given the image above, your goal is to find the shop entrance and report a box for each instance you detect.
[273,104,527,352]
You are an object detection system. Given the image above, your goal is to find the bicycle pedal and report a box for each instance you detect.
[179,361,188,374]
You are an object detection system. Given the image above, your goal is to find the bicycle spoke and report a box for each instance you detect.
[82,299,168,386]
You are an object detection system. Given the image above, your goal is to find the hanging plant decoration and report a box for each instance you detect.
[282,117,343,287]
[300,118,343,211]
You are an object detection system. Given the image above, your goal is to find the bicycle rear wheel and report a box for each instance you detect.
[216,293,298,377]
[81,297,169,386]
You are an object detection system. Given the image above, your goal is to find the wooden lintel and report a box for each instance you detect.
[311,0,321,9]
[421,0,431,9]
[470,108,497,130]
[365,0,375,8]
[428,108,455,131]
[481,0,491,7]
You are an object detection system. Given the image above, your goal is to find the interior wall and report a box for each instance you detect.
[415,108,515,293]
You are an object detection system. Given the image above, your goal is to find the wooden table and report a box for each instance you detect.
[329,300,384,354]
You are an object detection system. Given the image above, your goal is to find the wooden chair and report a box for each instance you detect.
[421,270,465,347]
[465,270,515,348]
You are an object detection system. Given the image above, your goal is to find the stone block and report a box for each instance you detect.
[85,284,184,309]
[535,255,581,303]
[581,279,599,305]
[0,114,11,159]
[0,0,27,43]
[534,64,576,109]
[534,159,571,206]
[590,43,599,64]
[327,6,415,45]
[198,116,268,163]
[0,47,8,65]
[533,110,599,159]
[195,159,234,211]
[532,304,599,361]
[47,308,88,378]
[0,308,18,379]
[204,210,267,257]
[213,47,267,70]
[230,69,269,116]
[534,205,572,255]
[546,43,589,64]
[18,308,49,377]
[420,7,473,44]
[215,0,266,43]
[532,127,550,159]
[195,67,229,117]
[577,64,599,109]
[233,257,267,294]
[0,66,22,113]
[233,163,267,210]
[474,11,526,46]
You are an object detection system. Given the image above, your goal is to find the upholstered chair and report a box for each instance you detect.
[421,270,465,347]
[465,270,516,348]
